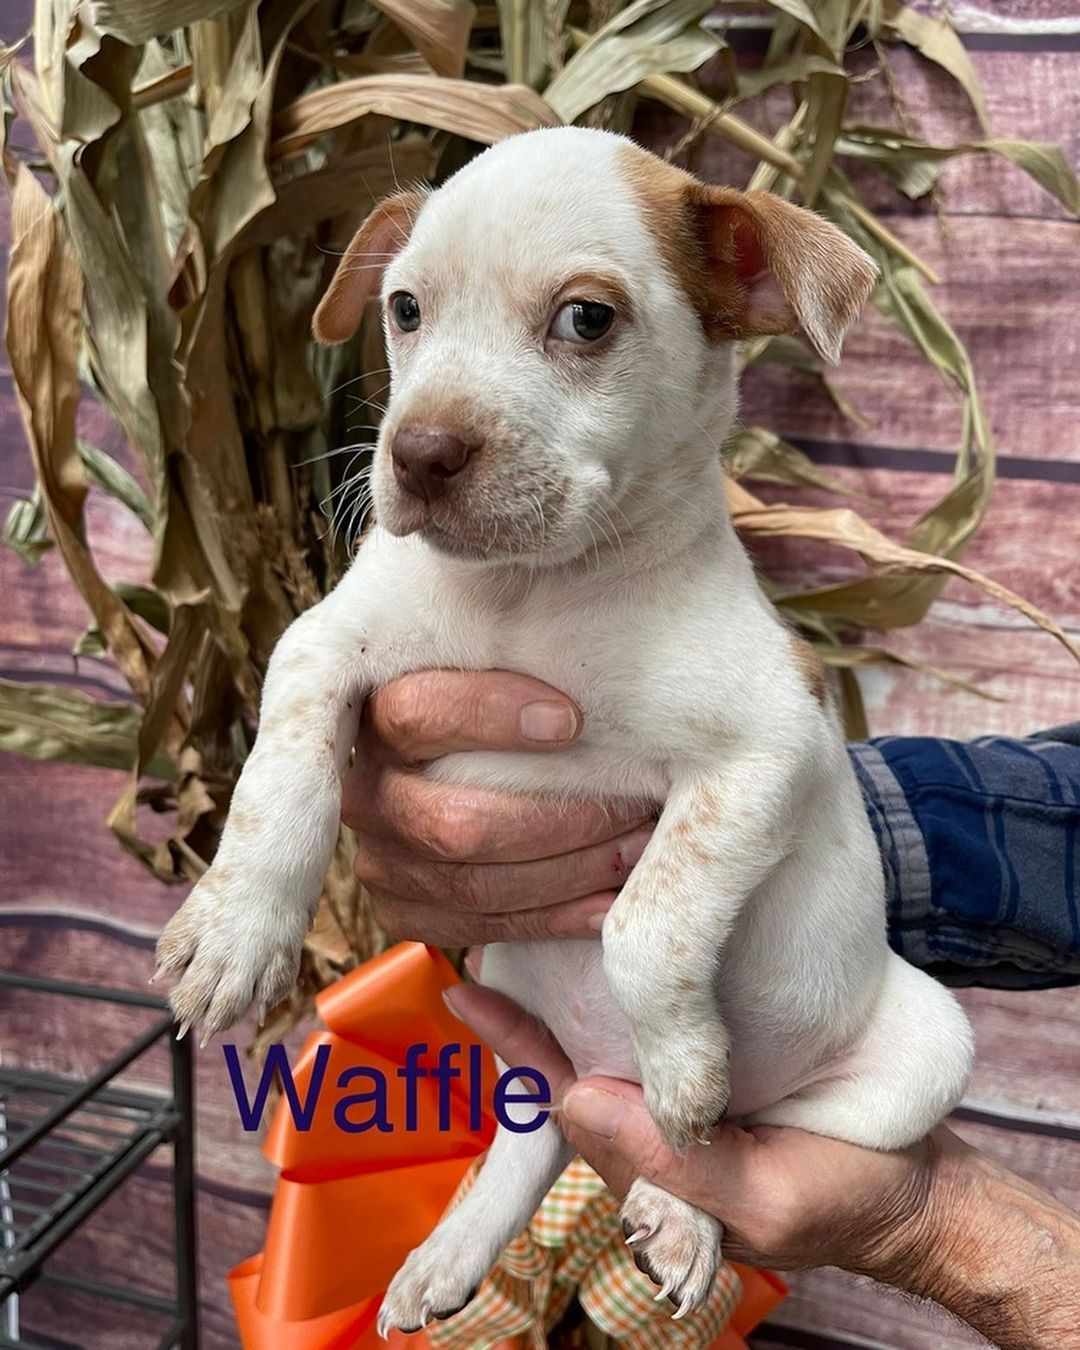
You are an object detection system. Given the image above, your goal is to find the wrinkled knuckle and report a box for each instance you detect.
[368,891,417,940]
[438,860,486,909]
[420,796,488,861]
[351,837,391,890]
[376,682,432,755]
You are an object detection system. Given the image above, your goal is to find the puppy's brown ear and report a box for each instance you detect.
[312,189,426,345]
[687,186,877,365]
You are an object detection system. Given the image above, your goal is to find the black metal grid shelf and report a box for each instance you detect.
[0,972,198,1348]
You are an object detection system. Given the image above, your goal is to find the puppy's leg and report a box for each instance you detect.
[155,572,395,1035]
[602,750,808,1150]
[745,954,974,1149]
[621,1179,723,1319]
[377,1067,573,1338]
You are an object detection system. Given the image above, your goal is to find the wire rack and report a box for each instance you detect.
[0,972,198,1349]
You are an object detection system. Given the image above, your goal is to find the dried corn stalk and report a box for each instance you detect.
[2,0,1079,1022]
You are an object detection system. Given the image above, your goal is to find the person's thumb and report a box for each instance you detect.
[561,1078,723,1207]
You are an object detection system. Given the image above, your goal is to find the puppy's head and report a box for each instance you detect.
[314,128,875,564]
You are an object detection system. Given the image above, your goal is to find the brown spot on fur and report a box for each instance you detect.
[618,144,876,362]
[549,270,634,321]
[682,838,711,865]
[313,189,427,345]
[697,783,723,821]
[790,631,828,706]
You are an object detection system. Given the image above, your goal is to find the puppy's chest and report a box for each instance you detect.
[427,591,725,800]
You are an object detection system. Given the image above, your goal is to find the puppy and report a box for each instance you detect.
[156,127,974,1331]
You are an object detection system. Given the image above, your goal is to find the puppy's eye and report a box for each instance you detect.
[389,291,421,333]
[550,300,615,344]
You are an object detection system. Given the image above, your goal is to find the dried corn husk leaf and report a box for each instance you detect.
[732,497,1080,662]
[89,0,249,45]
[838,127,1080,214]
[370,0,477,79]
[4,158,159,703]
[495,0,565,87]
[272,74,559,158]
[545,0,720,124]
[726,426,869,500]
[746,334,868,425]
[0,679,176,780]
[75,584,171,658]
[819,643,1004,702]
[733,53,844,103]
[78,441,155,531]
[800,67,846,205]
[758,0,827,48]
[759,0,847,57]
[4,486,53,566]
[881,0,989,132]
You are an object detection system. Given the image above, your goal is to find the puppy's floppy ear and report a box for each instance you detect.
[686,185,877,365]
[312,189,426,345]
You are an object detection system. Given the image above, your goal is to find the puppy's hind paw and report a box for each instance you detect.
[376,1228,491,1338]
[621,1178,722,1320]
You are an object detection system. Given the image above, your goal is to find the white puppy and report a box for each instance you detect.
[156,127,973,1331]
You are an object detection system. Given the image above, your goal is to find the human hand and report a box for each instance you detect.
[341,670,656,945]
[443,981,950,1276]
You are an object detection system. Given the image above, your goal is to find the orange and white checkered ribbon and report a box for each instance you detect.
[427,1157,741,1350]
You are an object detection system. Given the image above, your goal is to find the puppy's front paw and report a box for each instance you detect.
[154,868,308,1038]
[622,1178,722,1320]
[636,1024,730,1151]
[376,1225,490,1338]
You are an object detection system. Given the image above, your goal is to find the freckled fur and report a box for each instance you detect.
[790,631,829,705]
[157,127,973,1335]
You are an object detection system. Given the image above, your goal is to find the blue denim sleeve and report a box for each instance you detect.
[848,724,1080,989]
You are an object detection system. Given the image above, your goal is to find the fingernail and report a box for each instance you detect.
[563,1085,625,1140]
[463,949,483,979]
[520,701,578,743]
[587,911,607,934]
[442,987,463,1017]
[618,827,653,871]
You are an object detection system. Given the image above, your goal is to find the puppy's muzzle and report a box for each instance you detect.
[392,425,477,503]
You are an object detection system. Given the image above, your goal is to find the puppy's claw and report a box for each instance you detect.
[175,1021,191,1042]
[673,1291,695,1320]
[625,1226,652,1246]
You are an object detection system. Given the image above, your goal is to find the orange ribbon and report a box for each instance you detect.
[229,942,785,1348]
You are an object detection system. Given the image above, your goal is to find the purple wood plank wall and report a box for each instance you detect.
[1,3,1078,1348]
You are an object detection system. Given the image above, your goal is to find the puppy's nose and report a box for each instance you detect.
[391,425,475,502]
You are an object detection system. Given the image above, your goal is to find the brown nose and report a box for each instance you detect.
[391,425,475,503]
